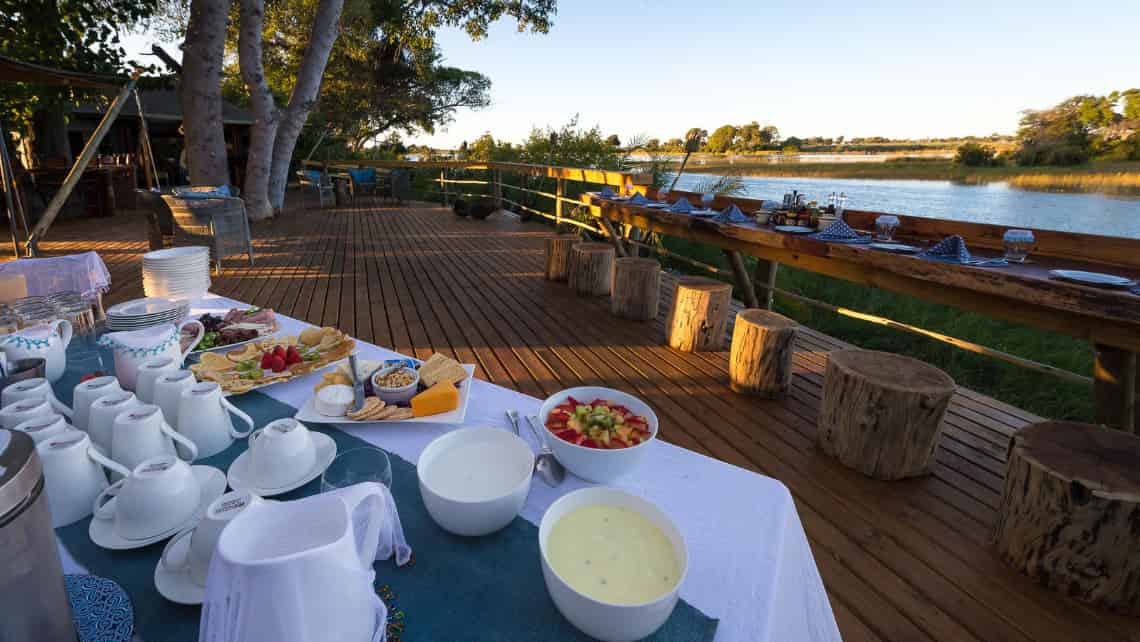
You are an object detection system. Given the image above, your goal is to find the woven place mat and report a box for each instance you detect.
[53,347,718,642]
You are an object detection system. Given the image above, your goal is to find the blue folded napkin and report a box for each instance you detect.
[599,186,616,198]
[627,193,650,205]
[173,184,233,199]
[668,197,694,213]
[713,204,751,224]
[810,219,870,243]
[921,235,1008,266]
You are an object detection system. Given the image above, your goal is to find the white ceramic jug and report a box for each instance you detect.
[202,484,387,642]
[98,321,204,391]
[0,319,72,382]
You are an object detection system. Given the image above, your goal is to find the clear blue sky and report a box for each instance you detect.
[125,0,1139,148]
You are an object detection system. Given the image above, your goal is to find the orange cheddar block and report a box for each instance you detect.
[410,381,459,417]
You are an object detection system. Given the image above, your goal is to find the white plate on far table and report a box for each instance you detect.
[773,225,815,234]
[869,242,920,253]
[1048,269,1136,289]
[294,364,476,426]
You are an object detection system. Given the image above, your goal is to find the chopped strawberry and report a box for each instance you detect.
[565,396,582,407]
[555,429,578,442]
[581,438,599,449]
[611,438,630,449]
[545,420,566,430]
[270,355,287,373]
[260,352,274,369]
[285,346,302,365]
[573,434,588,446]
[272,345,286,359]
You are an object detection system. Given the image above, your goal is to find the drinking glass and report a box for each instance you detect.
[701,193,715,211]
[1002,229,1035,263]
[874,215,900,241]
[657,188,669,204]
[321,447,393,492]
[624,181,634,197]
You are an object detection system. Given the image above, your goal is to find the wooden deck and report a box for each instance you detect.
[27,199,1140,642]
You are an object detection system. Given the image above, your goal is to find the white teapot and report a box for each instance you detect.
[0,319,73,382]
[98,321,204,391]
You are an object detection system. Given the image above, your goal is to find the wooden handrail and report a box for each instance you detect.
[302,159,645,188]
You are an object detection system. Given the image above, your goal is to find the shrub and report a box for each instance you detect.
[954,143,998,166]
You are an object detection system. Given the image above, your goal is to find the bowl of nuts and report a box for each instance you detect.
[371,365,420,406]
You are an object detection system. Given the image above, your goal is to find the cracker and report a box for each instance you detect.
[347,397,384,421]
[200,352,232,370]
[384,407,414,421]
[300,327,324,345]
[419,352,467,388]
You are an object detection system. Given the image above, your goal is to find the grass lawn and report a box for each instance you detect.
[659,237,1095,421]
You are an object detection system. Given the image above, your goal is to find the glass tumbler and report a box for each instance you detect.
[874,215,900,241]
[321,447,393,492]
[1002,229,1035,263]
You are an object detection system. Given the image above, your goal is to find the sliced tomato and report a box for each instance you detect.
[554,430,578,443]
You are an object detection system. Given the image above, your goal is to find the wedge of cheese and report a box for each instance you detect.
[410,381,459,417]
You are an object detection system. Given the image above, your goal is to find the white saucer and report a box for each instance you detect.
[154,531,205,605]
[90,466,227,551]
[226,432,337,496]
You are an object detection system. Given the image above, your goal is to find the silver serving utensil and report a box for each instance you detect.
[347,354,365,412]
[526,414,565,487]
[505,409,521,436]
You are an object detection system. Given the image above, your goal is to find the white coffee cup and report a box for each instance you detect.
[72,376,123,431]
[0,398,59,430]
[86,391,142,455]
[2,377,73,418]
[13,414,70,444]
[94,455,203,541]
[135,356,179,404]
[38,428,131,528]
[110,404,198,475]
[152,371,197,431]
[176,382,255,459]
[161,490,264,586]
[248,418,316,489]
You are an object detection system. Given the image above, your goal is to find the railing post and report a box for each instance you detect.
[1095,345,1138,432]
[555,178,564,226]
[493,169,502,210]
[753,259,779,310]
[440,169,448,206]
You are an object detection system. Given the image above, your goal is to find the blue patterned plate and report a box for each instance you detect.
[66,575,134,642]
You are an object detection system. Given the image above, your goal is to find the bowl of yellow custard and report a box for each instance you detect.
[539,487,687,642]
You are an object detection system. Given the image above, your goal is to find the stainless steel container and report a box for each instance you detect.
[0,429,77,642]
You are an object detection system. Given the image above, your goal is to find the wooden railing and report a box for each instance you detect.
[300,158,1140,418]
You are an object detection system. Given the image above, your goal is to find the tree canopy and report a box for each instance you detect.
[1014,90,1140,165]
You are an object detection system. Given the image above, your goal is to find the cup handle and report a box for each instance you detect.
[160,527,195,572]
[162,420,199,461]
[93,478,125,520]
[49,392,74,419]
[53,319,73,349]
[177,320,206,363]
[248,427,264,444]
[87,446,131,479]
[221,397,254,438]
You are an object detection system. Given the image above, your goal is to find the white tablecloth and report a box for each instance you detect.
[0,251,111,300]
[60,294,841,642]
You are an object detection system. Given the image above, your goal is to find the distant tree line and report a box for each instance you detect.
[1009,90,1140,166]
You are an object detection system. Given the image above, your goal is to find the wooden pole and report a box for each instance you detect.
[724,249,760,308]
[133,89,160,190]
[555,177,564,226]
[27,71,139,255]
[1094,345,1137,432]
[753,258,779,310]
[0,126,21,257]
[598,216,628,257]
[493,169,502,209]
[440,169,448,206]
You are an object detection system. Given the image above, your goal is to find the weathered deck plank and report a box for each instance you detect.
[21,199,1140,642]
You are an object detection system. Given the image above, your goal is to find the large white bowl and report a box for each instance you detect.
[417,427,534,536]
[538,387,658,483]
[539,487,688,642]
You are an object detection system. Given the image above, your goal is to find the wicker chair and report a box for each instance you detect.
[160,193,254,274]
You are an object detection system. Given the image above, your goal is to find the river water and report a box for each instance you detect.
[671,173,1140,239]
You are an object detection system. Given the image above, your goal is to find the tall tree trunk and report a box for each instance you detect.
[180,0,231,186]
[238,0,278,221]
[32,105,72,165]
[266,0,344,213]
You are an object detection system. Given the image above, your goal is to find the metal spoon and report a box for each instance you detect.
[505,409,521,436]
[525,413,565,487]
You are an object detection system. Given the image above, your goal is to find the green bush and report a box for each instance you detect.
[954,142,998,166]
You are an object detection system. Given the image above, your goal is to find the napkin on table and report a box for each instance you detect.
[713,204,752,224]
[627,192,650,205]
[811,219,870,243]
[598,186,616,199]
[921,235,1007,266]
[667,197,694,213]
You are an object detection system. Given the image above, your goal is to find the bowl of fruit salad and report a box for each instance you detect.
[538,387,658,483]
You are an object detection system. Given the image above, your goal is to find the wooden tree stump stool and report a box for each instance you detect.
[611,257,661,321]
[544,234,580,281]
[665,277,733,352]
[567,242,615,296]
[729,309,798,398]
[817,349,955,480]
[993,421,1140,614]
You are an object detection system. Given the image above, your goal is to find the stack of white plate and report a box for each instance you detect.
[105,297,190,331]
[143,247,211,299]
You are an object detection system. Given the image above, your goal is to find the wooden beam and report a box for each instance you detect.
[725,249,760,308]
[753,258,778,310]
[598,217,628,257]
[554,178,564,226]
[1094,345,1138,432]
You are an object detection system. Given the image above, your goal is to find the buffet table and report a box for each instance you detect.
[55,293,840,642]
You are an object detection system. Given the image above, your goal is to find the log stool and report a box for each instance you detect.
[544,234,580,281]
[567,242,615,296]
[729,310,798,398]
[817,349,955,480]
[611,257,661,321]
[993,421,1140,614]
[665,277,733,352]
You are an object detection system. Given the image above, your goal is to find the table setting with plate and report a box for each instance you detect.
[5,292,840,642]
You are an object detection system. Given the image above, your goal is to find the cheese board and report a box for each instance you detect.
[294,364,475,425]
